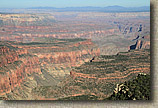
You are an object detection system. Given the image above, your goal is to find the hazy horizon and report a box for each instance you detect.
[0,0,150,8]
[0,5,150,9]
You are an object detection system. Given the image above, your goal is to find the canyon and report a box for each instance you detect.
[0,12,150,55]
[32,49,150,100]
[0,11,150,100]
[0,38,100,99]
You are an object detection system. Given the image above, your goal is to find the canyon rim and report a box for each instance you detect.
[0,0,150,100]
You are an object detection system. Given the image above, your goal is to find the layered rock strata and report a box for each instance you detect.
[0,38,100,99]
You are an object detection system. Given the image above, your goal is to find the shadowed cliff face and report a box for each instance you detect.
[0,38,100,99]
[0,12,150,100]
[129,35,150,50]
[12,39,100,76]
[0,12,150,55]
[32,49,150,100]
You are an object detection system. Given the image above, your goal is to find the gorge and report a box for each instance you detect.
[0,11,150,100]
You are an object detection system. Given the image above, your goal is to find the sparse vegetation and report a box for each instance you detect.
[105,74,150,100]
[58,95,99,100]
[0,11,150,100]
[31,49,150,100]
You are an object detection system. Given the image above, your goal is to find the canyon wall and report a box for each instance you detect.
[129,35,150,50]
[0,13,150,55]
[0,14,56,26]
[31,49,150,100]
[0,38,100,99]
[0,46,42,96]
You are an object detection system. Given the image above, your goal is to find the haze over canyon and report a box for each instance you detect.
[0,6,150,100]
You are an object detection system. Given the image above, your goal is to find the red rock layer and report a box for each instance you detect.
[0,39,100,96]
[15,39,100,67]
[39,48,100,66]
[70,67,150,80]
[0,46,19,67]
[0,29,118,42]
[0,47,42,96]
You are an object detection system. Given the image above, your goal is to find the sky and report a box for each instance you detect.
[0,0,150,8]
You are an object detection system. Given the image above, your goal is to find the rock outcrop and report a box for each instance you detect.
[0,13,56,26]
[0,46,19,67]
[0,38,100,99]
[32,49,150,100]
[129,35,150,50]
[0,46,42,96]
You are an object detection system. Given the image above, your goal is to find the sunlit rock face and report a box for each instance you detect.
[0,14,56,26]
[0,38,100,99]
[129,35,150,50]
[0,11,150,100]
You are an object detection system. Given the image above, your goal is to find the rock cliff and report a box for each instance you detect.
[0,38,100,99]
[129,35,150,50]
[32,49,150,100]
[0,46,42,96]
[0,13,56,26]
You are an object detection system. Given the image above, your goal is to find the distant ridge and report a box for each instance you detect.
[28,6,150,12]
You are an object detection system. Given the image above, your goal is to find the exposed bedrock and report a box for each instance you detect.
[129,37,150,50]
[0,39,100,98]
[0,13,56,26]
[0,46,42,96]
